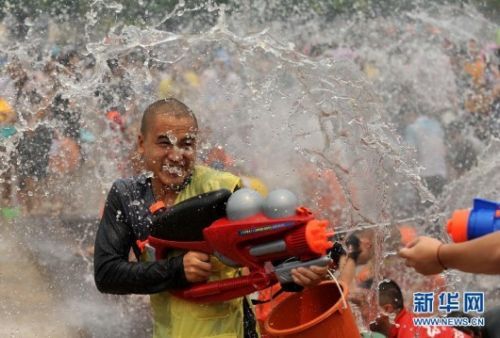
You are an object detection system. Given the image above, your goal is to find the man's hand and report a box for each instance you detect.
[346,233,361,263]
[291,265,328,287]
[183,251,212,283]
[369,314,392,336]
[328,242,346,267]
[398,236,444,275]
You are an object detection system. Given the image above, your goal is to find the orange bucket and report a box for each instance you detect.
[264,281,360,338]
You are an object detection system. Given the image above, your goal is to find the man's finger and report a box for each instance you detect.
[309,265,328,274]
[293,272,312,286]
[398,247,411,259]
[193,269,212,278]
[193,252,210,262]
[291,268,312,283]
[193,259,212,272]
[405,237,420,249]
[295,267,321,280]
[187,266,211,278]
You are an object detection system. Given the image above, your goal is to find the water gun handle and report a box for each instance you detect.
[447,198,500,242]
[273,256,332,284]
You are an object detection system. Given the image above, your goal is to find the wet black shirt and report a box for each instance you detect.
[93,175,188,294]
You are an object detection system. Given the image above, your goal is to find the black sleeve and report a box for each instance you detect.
[93,182,189,294]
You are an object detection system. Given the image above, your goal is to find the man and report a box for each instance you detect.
[370,280,470,338]
[340,229,375,297]
[343,230,376,328]
[94,98,327,338]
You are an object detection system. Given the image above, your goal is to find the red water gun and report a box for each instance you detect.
[141,188,334,303]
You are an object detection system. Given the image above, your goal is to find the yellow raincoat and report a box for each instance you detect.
[150,165,250,338]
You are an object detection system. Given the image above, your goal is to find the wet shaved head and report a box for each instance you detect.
[378,279,404,310]
[140,98,198,135]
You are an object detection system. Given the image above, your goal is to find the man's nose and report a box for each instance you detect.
[166,147,183,161]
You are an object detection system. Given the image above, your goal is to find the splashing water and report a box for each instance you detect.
[0,0,499,336]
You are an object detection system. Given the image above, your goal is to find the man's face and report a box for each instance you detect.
[379,302,395,315]
[357,237,373,265]
[138,113,197,191]
[369,303,393,336]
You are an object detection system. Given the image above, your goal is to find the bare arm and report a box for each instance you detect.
[94,182,189,294]
[440,232,500,274]
[338,256,357,286]
[398,232,500,275]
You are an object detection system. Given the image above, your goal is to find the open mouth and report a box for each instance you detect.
[161,164,184,177]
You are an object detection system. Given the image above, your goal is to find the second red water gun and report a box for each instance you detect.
[140,188,334,303]
[446,198,500,242]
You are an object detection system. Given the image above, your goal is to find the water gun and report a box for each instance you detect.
[141,188,334,303]
[446,198,500,242]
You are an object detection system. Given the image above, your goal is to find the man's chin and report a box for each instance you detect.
[158,174,189,190]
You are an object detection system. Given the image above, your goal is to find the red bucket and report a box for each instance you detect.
[264,281,360,338]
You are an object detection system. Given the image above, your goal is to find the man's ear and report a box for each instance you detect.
[137,134,145,154]
[382,303,395,314]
